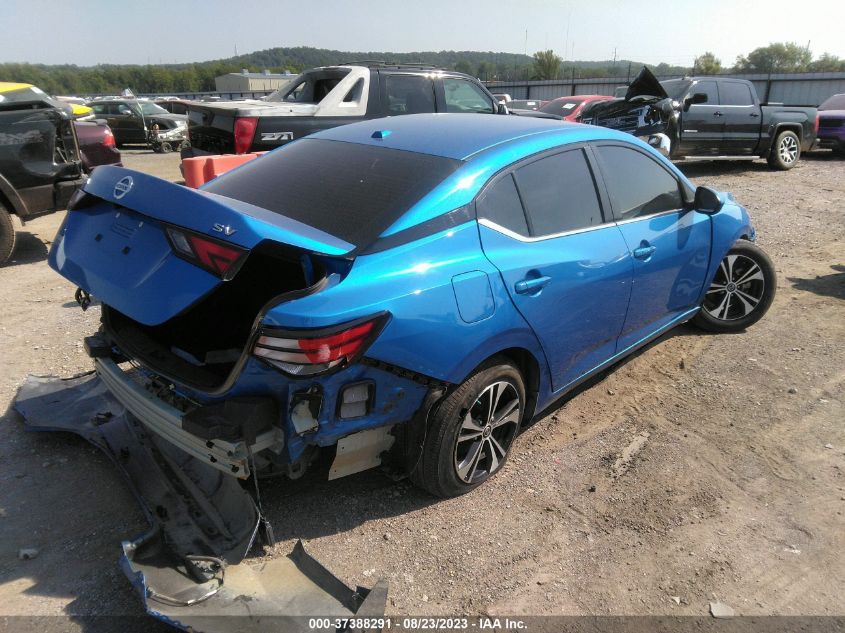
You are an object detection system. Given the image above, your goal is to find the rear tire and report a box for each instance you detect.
[692,241,776,333]
[411,358,525,498]
[0,203,15,266]
[767,130,800,170]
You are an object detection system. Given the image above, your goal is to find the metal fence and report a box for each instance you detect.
[485,71,845,107]
[85,90,275,101]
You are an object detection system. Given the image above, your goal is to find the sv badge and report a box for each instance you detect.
[212,223,237,236]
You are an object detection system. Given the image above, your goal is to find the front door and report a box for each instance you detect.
[477,147,633,392]
[592,143,711,350]
[678,79,723,155]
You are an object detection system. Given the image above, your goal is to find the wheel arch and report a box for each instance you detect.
[453,345,545,427]
[774,122,803,139]
[0,173,28,219]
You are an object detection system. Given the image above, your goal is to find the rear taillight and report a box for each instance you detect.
[233,117,258,155]
[815,114,820,135]
[165,226,247,279]
[103,128,116,148]
[254,314,388,376]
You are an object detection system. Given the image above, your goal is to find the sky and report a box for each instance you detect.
[2,0,844,68]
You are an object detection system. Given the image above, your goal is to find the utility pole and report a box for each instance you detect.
[524,29,528,57]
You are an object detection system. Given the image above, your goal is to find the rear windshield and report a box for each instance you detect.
[203,139,463,246]
[819,94,845,111]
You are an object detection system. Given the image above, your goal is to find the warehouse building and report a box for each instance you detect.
[215,69,296,92]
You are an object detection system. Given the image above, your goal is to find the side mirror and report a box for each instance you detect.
[497,103,509,115]
[683,92,708,111]
[694,186,723,213]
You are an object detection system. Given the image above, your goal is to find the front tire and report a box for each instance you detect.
[693,240,776,333]
[411,359,525,498]
[767,130,800,170]
[0,203,16,266]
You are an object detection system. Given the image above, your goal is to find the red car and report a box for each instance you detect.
[538,94,613,121]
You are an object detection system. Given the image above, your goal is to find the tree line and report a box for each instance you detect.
[532,43,845,80]
[1,43,843,95]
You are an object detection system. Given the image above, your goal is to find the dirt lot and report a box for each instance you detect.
[0,148,843,629]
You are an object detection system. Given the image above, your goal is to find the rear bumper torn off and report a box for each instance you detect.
[94,357,282,478]
[13,373,387,632]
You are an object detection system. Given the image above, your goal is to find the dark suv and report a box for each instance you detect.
[87,99,188,146]
[183,63,507,157]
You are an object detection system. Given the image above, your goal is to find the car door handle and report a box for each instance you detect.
[713,111,724,117]
[633,245,657,260]
[514,276,552,294]
[749,112,760,118]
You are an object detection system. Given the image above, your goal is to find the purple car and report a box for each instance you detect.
[817,93,845,155]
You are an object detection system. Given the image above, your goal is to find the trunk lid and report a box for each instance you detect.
[49,165,353,326]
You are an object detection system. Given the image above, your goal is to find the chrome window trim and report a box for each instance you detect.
[478,217,614,242]
[614,207,684,226]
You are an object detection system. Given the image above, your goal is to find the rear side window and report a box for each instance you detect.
[385,75,436,115]
[443,78,495,114]
[594,145,683,220]
[720,82,755,106]
[513,149,603,236]
[477,174,529,236]
[203,139,462,247]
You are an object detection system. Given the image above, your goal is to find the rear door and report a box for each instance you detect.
[718,80,761,154]
[679,80,723,154]
[477,146,633,392]
[380,73,437,116]
[591,143,711,350]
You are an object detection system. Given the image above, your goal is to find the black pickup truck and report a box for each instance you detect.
[182,64,507,157]
[0,83,88,264]
[580,67,818,170]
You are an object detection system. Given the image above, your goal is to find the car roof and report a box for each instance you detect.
[0,82,34,93]
[313,112,637,161]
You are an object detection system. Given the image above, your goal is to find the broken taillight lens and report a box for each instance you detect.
[164,226,247,279]
[103,128,116,148]
[253,314,388,376]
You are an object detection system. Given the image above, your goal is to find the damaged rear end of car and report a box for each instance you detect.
[25,138,471,628]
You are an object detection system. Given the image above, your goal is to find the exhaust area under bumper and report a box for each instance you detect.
[13,372,387,632]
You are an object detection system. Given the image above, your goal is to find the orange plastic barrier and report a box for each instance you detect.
[182,152,267,188]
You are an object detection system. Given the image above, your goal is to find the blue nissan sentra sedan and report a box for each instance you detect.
[49,113,775,498]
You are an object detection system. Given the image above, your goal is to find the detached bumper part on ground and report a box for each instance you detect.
[14,373,387,632]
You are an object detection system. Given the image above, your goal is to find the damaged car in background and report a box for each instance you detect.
[17,114,776,630]
[0,81,120,265]
[579,66,817,170]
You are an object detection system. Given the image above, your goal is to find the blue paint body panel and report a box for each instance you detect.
[46,114,760,464]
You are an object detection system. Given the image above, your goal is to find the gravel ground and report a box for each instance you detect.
[0,147,843,629]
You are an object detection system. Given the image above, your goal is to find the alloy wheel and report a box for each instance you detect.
[778,135,798,165]
[702,253,766,321]
[454,381,521,484]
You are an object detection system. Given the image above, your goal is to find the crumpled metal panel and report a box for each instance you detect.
[14,373,387,632]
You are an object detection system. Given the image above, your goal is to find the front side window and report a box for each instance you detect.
[594,145,683,221]
[385,75,436,115]
[689,80,719,105]
[477,173,529,236]
[720,82,755,106]
[443,78,494,114]
[512,149,603,236]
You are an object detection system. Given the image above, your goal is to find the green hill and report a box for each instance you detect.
[0,46,689,95]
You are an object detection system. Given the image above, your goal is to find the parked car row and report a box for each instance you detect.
[86,98,188,152]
